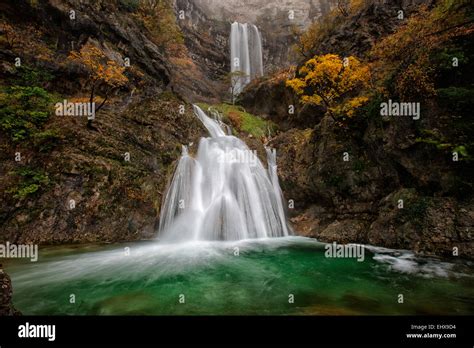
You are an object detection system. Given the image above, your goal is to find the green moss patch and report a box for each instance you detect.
[197,103,277,139]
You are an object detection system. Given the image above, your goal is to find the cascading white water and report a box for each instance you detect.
[158,105,291,242]
[230,22,264,96]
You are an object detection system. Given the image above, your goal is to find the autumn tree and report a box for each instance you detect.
[286,54,370,120]
[68,42,128,127]
[369,1,474,161]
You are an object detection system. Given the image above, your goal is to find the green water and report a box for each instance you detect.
[5,237,474,315]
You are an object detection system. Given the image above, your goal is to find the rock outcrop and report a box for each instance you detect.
[238,70,326,131]
[0,266,20,316]
[268,98,474,258]
[0,94,205,244]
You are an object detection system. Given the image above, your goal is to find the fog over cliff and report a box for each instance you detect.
[188,0,335,28]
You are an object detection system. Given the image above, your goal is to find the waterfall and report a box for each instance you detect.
[230,22,264,96]
[158,105,291,242]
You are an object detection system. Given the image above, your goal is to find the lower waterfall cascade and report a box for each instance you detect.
[158,105,291,242]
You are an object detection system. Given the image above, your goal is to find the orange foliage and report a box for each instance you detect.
[0,23,20,48]
[68,43,128,88]
[227,111,242,129]
[0,21,53,61]
[370,1,474,99]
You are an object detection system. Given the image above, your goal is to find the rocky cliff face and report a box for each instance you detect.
[271,116,474,259]
[303,0,433,58]
[187,0,333,25]
[0,94,205,244]
[176,0,229,78]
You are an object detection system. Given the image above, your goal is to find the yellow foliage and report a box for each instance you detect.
[331,96,369,118]
[287,54,370,119]
[68,43,128,88]
[371,6,433,64]
[396,58,436,100]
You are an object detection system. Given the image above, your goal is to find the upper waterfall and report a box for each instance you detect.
[158,105,291,242]
[230,22,264,96]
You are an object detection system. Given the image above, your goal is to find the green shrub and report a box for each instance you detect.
[33,128,62,152]
[437,87,474,114]
[416,129,472,162]
[15,65,53,86]
[0,86,52,141]
[7,168,50,199]
[119,0,140,12]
